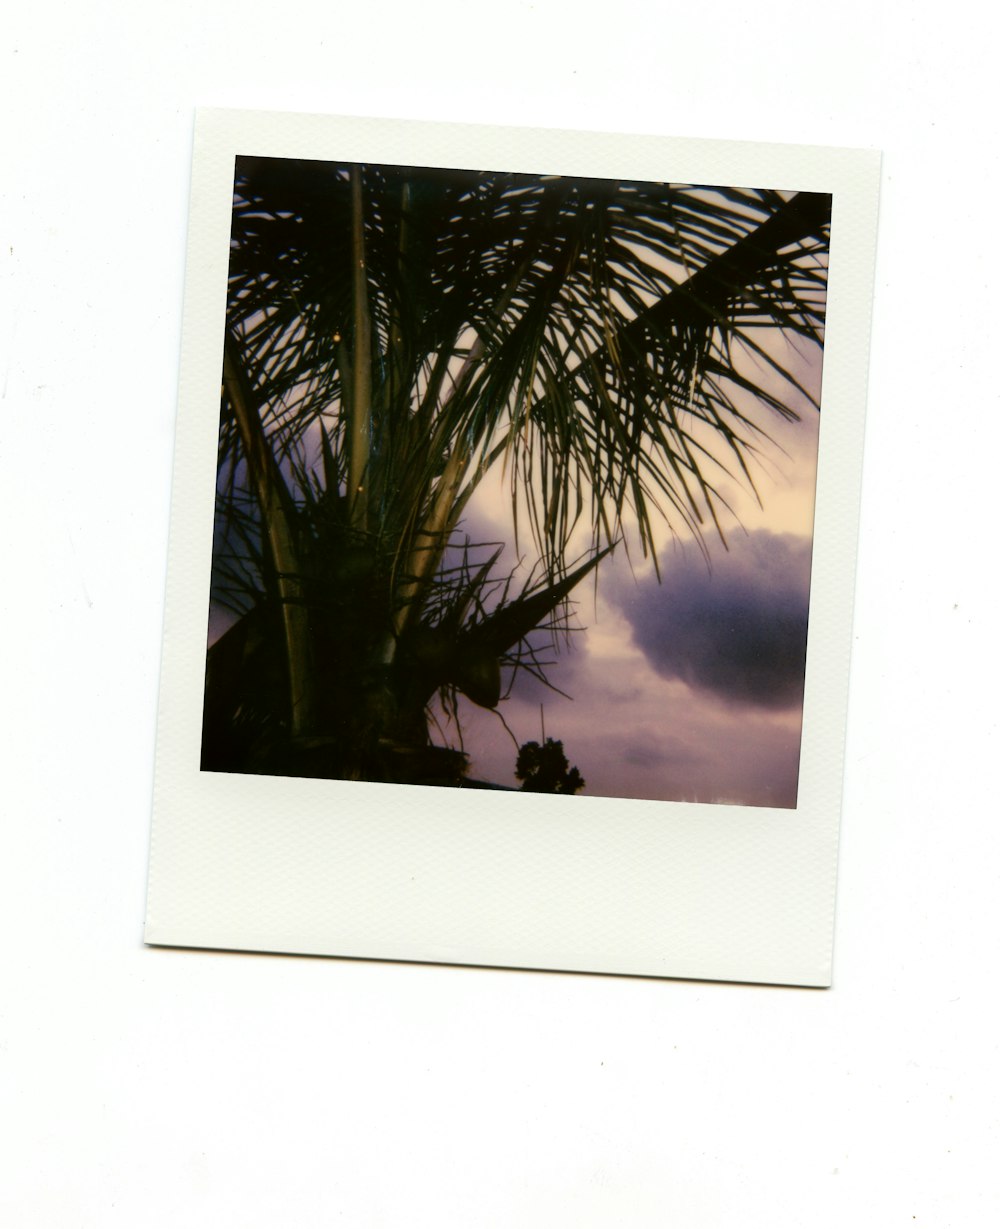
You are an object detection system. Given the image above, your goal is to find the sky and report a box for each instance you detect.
[207,328,823,809]
[444,342,823,808]
[208,171,827,809]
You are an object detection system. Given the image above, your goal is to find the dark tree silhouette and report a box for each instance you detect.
[202,157,830,786]
[515,739,585,795]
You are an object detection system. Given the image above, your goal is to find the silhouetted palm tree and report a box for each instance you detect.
[202,157,830,784]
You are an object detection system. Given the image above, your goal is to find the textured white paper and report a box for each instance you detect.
[145,109,880,986]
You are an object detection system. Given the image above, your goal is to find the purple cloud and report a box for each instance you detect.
[609,532,813,711]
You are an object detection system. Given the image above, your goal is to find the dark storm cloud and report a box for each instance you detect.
[610,532,813,711]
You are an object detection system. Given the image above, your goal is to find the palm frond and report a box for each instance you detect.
[205,156,830,781]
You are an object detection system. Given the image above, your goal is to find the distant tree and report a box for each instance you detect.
[515,739,585,795]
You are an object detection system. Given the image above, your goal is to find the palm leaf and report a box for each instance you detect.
[207,157,831,779]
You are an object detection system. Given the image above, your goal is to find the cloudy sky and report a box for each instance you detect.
[208,198,825,810]
[447,339,823,809]
[207,331,822,809]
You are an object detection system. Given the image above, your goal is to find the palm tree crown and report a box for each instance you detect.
[204,156,831,785]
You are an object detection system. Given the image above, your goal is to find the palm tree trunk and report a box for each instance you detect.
[348,165,372,533]
[222,335,314,738]
[391,255,534,639]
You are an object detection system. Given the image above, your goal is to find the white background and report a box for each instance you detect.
[2,3,996,1225]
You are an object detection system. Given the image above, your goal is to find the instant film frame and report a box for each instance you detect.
[145,109,879,986]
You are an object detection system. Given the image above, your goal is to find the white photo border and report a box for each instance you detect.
[145,109,880,987]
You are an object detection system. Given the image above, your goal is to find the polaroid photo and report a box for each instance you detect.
[145,108,880,986]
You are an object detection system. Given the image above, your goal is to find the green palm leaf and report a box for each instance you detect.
[207,157,831,784]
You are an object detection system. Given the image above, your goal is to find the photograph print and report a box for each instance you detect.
[201,155,831,809]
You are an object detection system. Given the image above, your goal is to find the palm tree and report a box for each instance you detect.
[201,156,830,785]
